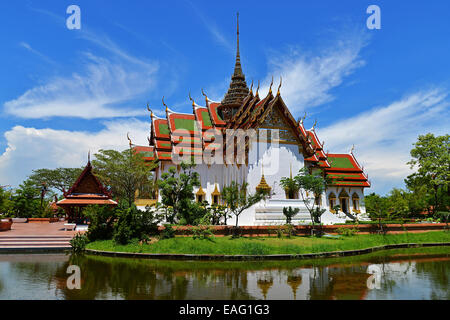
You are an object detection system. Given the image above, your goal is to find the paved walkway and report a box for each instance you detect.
[1,221,78,237]
[0,222,80,252]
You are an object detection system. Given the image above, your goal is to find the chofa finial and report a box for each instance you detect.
[350,144,355,154]
[268,76,274,94]
[277,76,282,95]
[256,80,260,96]
[250,80,253,93]
[189,91,195,107]
[127,132,132,148]
[162,96,168,112]
[146,102,153,117]
[312,119,317,130]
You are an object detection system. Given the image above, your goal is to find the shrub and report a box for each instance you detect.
[113,205,161,245]
[192,225,214,240]
[84,205,117,242]
[160,224,176,239]
[276,224,296,238]
[70,233,89,253]
[336,227,359,237]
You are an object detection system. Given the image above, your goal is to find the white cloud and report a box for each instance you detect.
[4,53,158,119]
[19,42,57,66]
[260,37,366,113]
[0,119,150,187]
[318,89,450,194]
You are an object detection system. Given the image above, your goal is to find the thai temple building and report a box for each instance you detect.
[132,15,371,225]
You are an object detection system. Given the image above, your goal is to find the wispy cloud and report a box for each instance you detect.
[4,53,158,119]
[19,42,57,66]
[186,1,233,52]
[318,88,450,194]
[260,35,367,114]
[5,8,160,119]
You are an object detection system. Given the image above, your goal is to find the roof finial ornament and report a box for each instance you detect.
[88,150,90,163]
[350,144,355,154]
[189,91,195,107]
[312,119,317,130]
[201,88,208,100]
[277,76,282,96]
[162,96,168,112]
[147,136,151,145]
[146,102,153,117]
[299,111,307,125]
[255,80,260,96]
[250,80,253,93]
[268,76,274,94]
[127,132,133,148]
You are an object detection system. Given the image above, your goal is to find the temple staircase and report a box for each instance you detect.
[0,235,72,251]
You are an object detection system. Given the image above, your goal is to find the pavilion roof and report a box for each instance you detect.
[57,160,118,207]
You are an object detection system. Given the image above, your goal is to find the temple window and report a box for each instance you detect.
[339,190,350,214]
[329,193,336,213]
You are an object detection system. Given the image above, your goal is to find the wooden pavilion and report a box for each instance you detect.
[57,158,117,223]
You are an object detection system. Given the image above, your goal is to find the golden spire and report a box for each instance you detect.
[256,164,271,194]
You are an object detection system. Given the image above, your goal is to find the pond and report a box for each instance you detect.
[0,247,448,300]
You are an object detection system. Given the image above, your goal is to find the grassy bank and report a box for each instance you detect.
[86,231,450,256]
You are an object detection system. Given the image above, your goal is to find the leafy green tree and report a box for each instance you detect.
[157,162,201,225]
[221,181,266,230]
[294,168,327,234]
[92,149,157,207]
[113,205,162,244]
[10,180,42,218]
[407,133,449,214]
[279,177,299,199]
[84,205,117,241]
[28,168,83,193]
[283,206,300,225]
[386,188,410,220]
[0,187,13,216]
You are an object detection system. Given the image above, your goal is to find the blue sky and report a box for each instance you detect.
[0,0,449,194]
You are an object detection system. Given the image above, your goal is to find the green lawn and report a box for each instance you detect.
[86,231,450,256]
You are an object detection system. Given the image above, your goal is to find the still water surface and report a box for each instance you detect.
[0,247,448,300]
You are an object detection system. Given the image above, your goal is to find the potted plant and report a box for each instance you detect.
[280,177,300,199]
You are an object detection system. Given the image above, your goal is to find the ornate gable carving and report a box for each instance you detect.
[258,106,299,145]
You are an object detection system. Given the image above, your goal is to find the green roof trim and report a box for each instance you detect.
[139,151,154,157]
[201,110,212,127]
[329,157,355,169]
[158,123,170,135]
[174,118,197,132]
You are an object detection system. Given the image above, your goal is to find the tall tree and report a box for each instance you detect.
[406,133,450,213]
[157,162,201,224]
[294,168,328,234]
[28,168,83,193]
[221,181,266,229]
[92,149,157,207]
